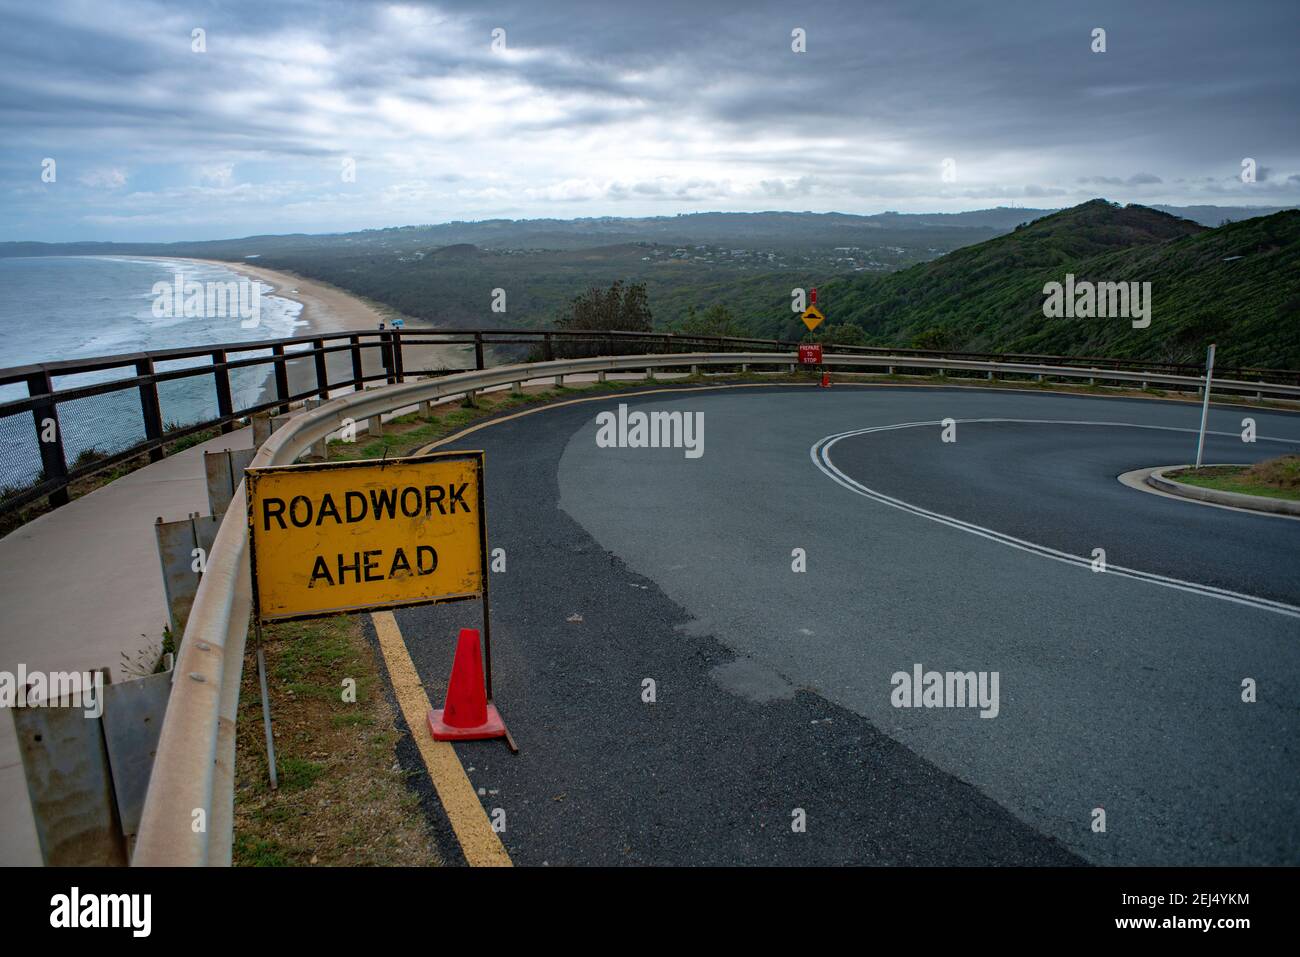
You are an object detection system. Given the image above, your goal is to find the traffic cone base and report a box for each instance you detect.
[428,702,508,741]
[427,627,509,742]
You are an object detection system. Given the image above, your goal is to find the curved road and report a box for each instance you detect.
[385,384,1300,866]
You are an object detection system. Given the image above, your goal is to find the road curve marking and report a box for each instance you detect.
[811,419,1300,620]
[370,610,512,867]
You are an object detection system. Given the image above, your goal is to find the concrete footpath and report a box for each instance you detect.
[0,427,254,865]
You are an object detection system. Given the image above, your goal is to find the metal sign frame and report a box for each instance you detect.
[245,451,494,683]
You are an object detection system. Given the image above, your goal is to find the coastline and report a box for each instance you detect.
[144,257,473,406]
[171,257,403,337]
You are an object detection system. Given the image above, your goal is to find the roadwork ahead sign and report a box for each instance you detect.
[245,451,488,622]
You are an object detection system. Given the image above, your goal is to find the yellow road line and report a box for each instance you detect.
[370,609,512,867]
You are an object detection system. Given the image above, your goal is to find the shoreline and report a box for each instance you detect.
[142,257,471,405]
[164,256,407,337]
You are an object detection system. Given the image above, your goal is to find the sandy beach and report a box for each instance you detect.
[162,258,471,403]
[182,257,401,336]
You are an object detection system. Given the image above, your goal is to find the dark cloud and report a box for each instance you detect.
[0,0,1297,240]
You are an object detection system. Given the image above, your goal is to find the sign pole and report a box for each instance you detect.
[473,453,516,752]
[475,456,494,702]
[1194,343,1216,469]
[254,619,278,789]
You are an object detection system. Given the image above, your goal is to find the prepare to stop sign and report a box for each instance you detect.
[245,451,488,622]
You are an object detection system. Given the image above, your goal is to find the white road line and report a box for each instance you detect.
[810,419,1300,620]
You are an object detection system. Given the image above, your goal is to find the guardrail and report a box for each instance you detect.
[5,326,1298,516]
[131,349,1300,864]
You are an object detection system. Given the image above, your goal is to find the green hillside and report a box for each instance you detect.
[804,201,1300,369]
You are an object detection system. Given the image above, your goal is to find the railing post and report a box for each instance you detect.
[271,344,290,414]
[474,332,485,371]
[381,332,395,385]
[349,335,363,390]
[135,357,166,460]
[212,349,234,434]
[27,369,69,507]
[313,338,329,399]
[392,331,405,383]
[543,333,554,362]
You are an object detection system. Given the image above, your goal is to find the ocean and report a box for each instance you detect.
[0,256,305,494]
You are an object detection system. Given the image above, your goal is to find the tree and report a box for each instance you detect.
[911,326,960,351]
[675,303,742,338]
[556,280,652,332]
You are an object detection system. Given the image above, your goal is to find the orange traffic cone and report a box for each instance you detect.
[428,628,508,741]
[821,371,831,388]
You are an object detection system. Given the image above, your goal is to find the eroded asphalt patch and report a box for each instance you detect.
[387,387,1081,865]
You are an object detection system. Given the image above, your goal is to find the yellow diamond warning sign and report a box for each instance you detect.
[800,305,825,332]
[245,451,487,622]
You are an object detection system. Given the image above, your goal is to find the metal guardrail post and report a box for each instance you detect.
[25,369,69,507]
[381,332,395,385]
[212,349,234,434]
[349,335,363,389]
[271,343,290,414]
[543,333,554,362]
[312,338,329,399]
[392,331,405,383]
[135,357,165,461]
[474,332,485,370]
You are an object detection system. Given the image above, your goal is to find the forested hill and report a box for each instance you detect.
[807,201,1300,369]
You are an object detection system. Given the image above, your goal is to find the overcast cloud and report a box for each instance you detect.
[1,0,1297,241]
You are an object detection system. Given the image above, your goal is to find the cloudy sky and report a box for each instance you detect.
[2,0,1297,241]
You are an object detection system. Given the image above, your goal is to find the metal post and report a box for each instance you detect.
[255,622,277,790]
[1195,343,1216,469]
[271,344,290,414]
[135,358,165,461]
[381,332,395,385]
[392,330,405,382]
[212,349,234,434]
[26,369,69,506]
[312,338,329,400]
[349,335,363,390]
[474,332,485,371]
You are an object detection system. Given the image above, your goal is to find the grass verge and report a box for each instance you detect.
[233,612,441,866]
[1168,455,1300,501]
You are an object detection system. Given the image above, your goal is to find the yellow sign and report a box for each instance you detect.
[801,305,825,332]
[245,451,487,622]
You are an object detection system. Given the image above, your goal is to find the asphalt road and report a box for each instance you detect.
[388,384,1300,866]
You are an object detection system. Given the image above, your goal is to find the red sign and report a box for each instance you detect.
[798,343,823,365]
